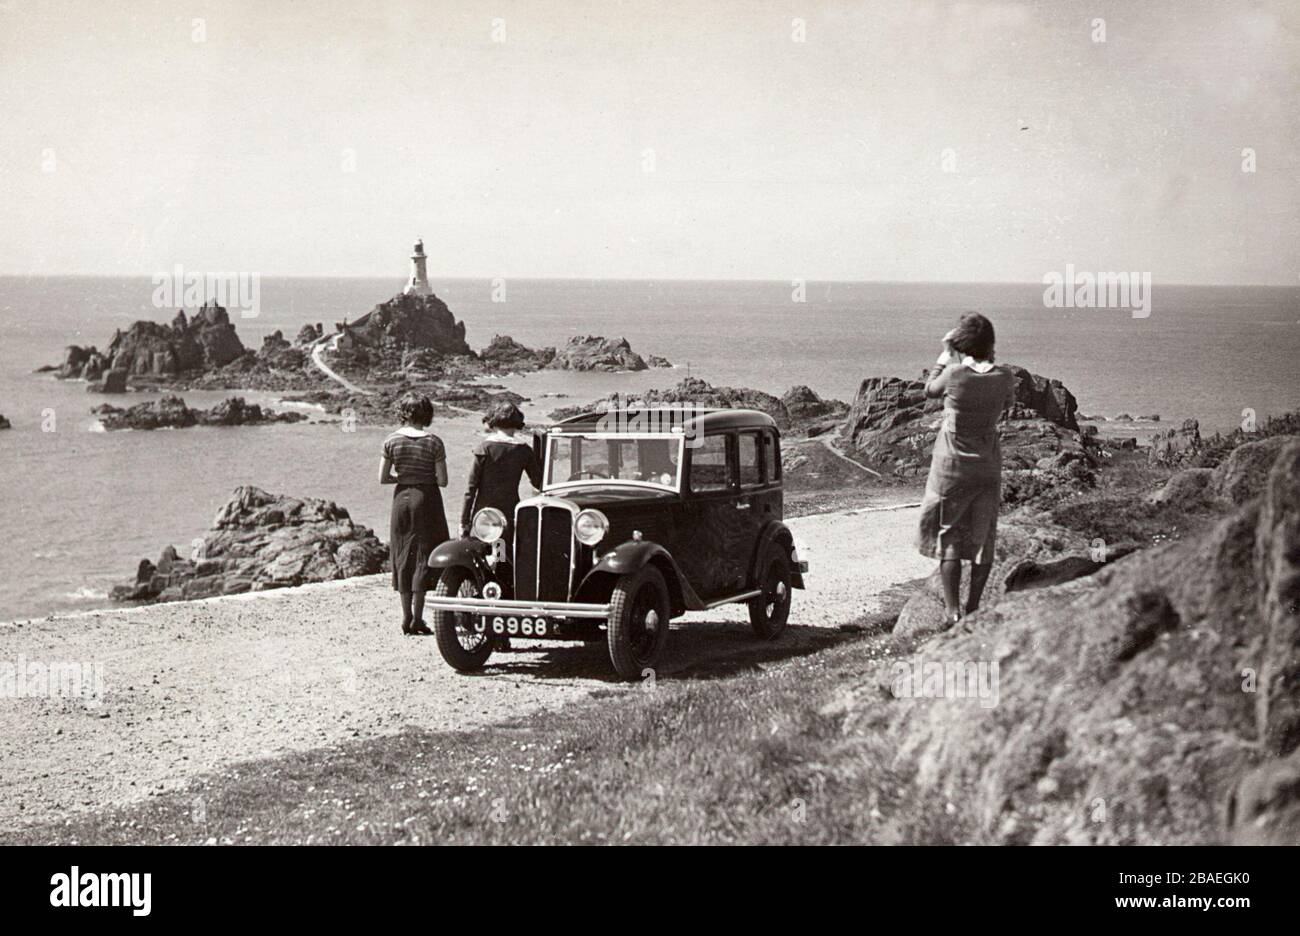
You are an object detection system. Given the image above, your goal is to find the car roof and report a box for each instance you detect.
[549,406,778,435]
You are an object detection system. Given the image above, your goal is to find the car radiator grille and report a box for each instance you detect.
[513,504,573,602]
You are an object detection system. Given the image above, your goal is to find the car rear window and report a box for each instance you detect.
[689,434,732,492]
[764,431,780,481]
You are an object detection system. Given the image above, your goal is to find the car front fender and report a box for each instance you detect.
[426,538,494,589]
[577,540,704,614]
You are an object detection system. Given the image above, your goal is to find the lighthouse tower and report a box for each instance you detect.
[404,238,432,297]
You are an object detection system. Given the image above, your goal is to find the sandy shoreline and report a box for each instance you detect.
[0,502,931,830]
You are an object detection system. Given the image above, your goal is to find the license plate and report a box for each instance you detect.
[475,614,551,638]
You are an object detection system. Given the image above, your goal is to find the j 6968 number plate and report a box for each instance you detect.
[475,615,551,638]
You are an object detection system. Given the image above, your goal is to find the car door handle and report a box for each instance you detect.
[735,502,751,510]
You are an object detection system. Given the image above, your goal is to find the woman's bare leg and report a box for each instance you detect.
[940,559,962,618]
[399,590,413,631]
[966,562,993,614]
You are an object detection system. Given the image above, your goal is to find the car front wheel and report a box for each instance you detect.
[749,548,793,639]
[431,567,494,672]
[606,565,670,680]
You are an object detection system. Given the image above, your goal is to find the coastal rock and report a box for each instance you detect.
[117,301,246,376]
[1151,467,1215,508]
[645,354,673,369]
[1229,749,1300,845]
[294,323,323,346]
[110,486,387,603]
[87,369,128,394]
[840,377,941,475]
[339,292,471,358]
[838,441,1300,844]
[91,395,307,431]
[545,335,652,372]
[840,367,1089,480]
[781,385,846,422]
[1254,439,1300,758]
[1148,418,1201,467]
[0,413,10,430]
[1211,434,1300,506]
[1005,365,1079,430]
[259,330,291,357]
[479,335,555,371]
[548,377,792,429]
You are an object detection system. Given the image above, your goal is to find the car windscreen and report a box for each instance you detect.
[546,434,683,491]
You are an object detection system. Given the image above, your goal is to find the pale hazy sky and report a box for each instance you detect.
[1,0,1297,282]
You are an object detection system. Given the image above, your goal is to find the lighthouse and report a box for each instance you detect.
[404,238,432,297]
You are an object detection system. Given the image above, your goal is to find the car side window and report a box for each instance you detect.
[764,430,780,481]
[738,431,763,487]
[689,433,733,493]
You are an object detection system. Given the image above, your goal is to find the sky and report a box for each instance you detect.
[1,0,1297,283]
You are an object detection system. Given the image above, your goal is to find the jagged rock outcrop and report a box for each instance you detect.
[295,323,323,346]
[1211,435,1300,505]
[91,395,307,431]
[781,385,846,423]
[1152,435,1300,508]
[87,370,128,394]
[340,292,471,358]
[832,439,1300,845]
[840,377,940,472]
[1148,418,1201,467]
[546,377,846,435]
[110,486,387,603]
[545,335,655,372]
[840,365,1090,481]
[479,335,555,371]
[1005,366,1078,431]
[55,302,247,385]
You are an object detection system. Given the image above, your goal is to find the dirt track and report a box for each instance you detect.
[0,502,931,829]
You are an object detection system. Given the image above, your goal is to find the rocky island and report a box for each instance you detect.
[45,285,671,426]
[110,486,388,603]
[91,395,308,431]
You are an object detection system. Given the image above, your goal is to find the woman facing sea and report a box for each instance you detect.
[916,312,1016,628]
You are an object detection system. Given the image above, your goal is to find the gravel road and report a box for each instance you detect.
[0,503,931,829]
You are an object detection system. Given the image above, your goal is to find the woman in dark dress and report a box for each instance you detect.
[459,402,543,548]
[916,313,1017,628]
[380,393,451,635]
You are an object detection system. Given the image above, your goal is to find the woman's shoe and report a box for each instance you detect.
[410,620,433,636]
[941,610,962,631]
[401,620,415,635]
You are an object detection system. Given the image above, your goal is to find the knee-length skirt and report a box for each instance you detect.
[916,428,1001,563]
[390,484,450,592]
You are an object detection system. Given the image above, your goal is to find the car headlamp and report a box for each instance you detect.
[574,509,609,546]
[471,507,508,544]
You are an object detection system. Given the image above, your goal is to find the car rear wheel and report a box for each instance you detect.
[432,568,494,672]
[749,548,792,639]
[606,566,670,680]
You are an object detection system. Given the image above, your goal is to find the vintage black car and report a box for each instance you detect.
[424,406,807,679]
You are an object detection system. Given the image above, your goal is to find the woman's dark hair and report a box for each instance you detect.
[948,312,996,361]
[398,393,434,428]
[484,401,526,431]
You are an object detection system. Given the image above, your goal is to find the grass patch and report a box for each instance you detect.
[6,621,968,846]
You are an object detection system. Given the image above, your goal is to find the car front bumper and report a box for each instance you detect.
[422,595,612,620]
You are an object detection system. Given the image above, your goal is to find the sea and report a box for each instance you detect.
[1,276,1297,621]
